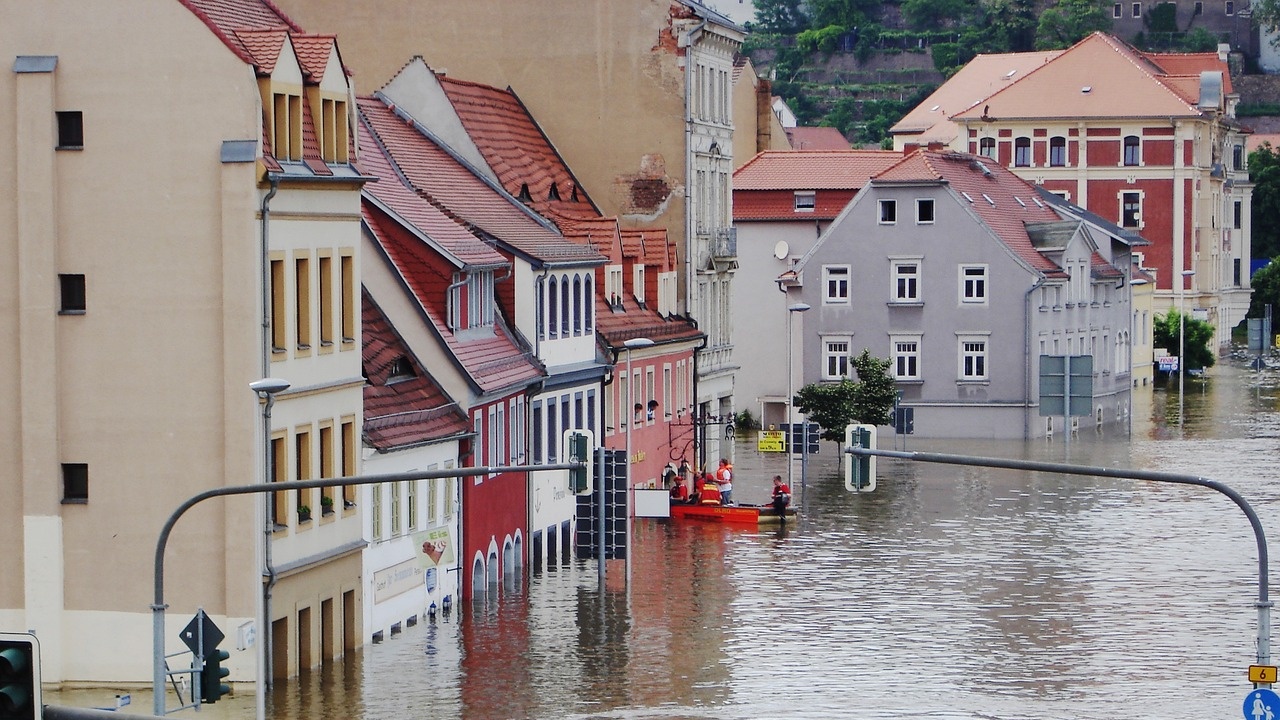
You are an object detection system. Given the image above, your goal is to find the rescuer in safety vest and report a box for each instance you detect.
[699,473,722,505]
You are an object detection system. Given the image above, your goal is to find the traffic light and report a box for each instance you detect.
[200,647,230,704]
[564,429,594,495]
[844,424,877,492]
[0,632,41,720]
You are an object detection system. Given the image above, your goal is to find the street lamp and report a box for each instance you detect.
[1178,269,1195,428]
[622,338,655,479]
[248,377,288,720]
[786,302,810,493]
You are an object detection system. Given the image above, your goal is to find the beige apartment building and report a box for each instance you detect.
[1,0,365,686]
[279,0,750,462]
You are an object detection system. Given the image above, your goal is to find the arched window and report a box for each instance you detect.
[979,137,996,159]
[1123,135,1140,166]
[547,276,558,338]
[560,275,571,336]
[536,277,545,341]
[584,275,594,333]
[471,557,486,598]
[573,275,582,335]
[1049,136,1066,166]
[1014,137,1031,167]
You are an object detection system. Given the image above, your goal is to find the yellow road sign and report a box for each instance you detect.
[757,430,785,453]
[1250,665,1278,684]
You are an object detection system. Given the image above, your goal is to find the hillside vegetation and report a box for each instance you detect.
[745,0,1230,147]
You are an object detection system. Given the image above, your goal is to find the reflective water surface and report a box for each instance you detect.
[273,361,1280,720]
[56,361,1280,719]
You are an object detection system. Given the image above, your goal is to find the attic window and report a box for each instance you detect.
[571,184,580,202]
[794,191,816,212]
[518,183,532,202]
[961,192,975,204]
[388,356,416,383]
[1081,86,1092,94]
[548,183,561,201]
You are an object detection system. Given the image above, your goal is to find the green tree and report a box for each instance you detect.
[793,350,898,444]
[1035,0,1112,50]
[1249,143,1280,262]
[1153,310,1216,372]
[1253,0,1280,41]
[808,0,882,29]
[752,0,809,33]
[1247,260,1280,319]
[902,0,971,30]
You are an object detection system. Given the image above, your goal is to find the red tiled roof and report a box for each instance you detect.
[890,50,1061,141]
[734,150,902,190]
[437,75,597,212]
[358,95,602,266]
[362,290,470,451]
[595,294,705,346]
[952,33,1221,122]
[363,201,545,396]
[785,126,851,150]
[179,0,300,67]
[356,109,507,269]
[291,34,337,82]
[873,150,1063,274]
[1247,134,1280,154]
[1145,52,1235,94]
[1090,251,1125,280]
[232,29,287,74]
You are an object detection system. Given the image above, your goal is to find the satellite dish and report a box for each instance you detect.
[773,241,789,260]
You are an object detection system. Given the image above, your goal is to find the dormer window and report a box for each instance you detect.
[448,270,495,331]
[319,97,349,163]
[272,92,303,161]
[794,191,816,212]
[606,266,624,308]
[387,356,416,384]
[633,264,646,305]
[518,183,532,202]
[548,182,561,201]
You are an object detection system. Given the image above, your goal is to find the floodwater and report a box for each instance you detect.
[54,360,1280,719]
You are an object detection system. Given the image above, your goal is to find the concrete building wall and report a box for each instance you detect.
[0,0,266,682]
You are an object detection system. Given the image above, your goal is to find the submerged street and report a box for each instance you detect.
[53,360,1280,719]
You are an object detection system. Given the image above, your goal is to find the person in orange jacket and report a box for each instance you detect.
[714,458,734,505]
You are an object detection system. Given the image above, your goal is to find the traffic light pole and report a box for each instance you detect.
[846,445,1272,676]
[151,462,583,717]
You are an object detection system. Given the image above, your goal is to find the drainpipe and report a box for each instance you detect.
[1024,276,1047,441]
[682,18,705,323]
[258,174,279,690]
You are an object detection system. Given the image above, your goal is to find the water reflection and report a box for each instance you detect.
[273,362,1280,719]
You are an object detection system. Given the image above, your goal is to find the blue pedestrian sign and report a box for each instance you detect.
[1244,688,1280,720]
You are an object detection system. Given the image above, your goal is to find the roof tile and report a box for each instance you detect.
[734,150,902,190]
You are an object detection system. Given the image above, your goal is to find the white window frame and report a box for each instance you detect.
[979,137,996,158]
[823,265,851,305]
[1014,137,1031,167]
[1120,190,1143,229]
[915,198,935,224]
[957,333,991,382]
[890,258,922,304]
[606,265,623,305]
[891,335,922,381]
[822,336,851,380]
[794,191,816,213]
[878,199,897,225]
[960,265,988,304]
